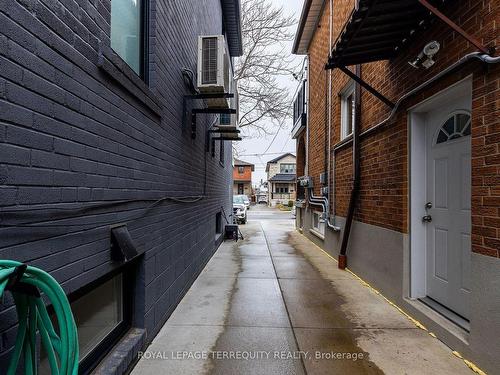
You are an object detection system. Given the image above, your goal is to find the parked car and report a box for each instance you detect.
[257,194,268,204]
[233,195,247,224]
[241,195,251,209]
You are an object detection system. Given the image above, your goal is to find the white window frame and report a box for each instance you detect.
[340,81,355,140]
[311,211,325,236]
[280,163,296,174]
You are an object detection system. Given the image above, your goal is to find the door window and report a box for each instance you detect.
[435,112,471,145]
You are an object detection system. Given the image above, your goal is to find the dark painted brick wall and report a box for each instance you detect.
[0,0,234,366]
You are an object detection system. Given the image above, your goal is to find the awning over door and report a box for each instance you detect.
[326,0,444,69]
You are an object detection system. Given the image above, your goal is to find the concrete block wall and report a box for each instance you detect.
[0,0,234,368]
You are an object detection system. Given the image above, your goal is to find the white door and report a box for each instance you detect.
[425,100,471,319]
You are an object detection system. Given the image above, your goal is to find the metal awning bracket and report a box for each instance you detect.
[182,93,236,139]
[338,66,395,109]
[417,0,495,55]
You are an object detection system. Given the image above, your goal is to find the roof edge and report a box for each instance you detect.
[221,0,243,57]
[292,0,313,54]
[292,0,327,55]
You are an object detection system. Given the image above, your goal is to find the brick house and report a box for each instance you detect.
[0,0,241,373]
[266,153,297,206]
[233,158,254,196]
[292,0,499,372]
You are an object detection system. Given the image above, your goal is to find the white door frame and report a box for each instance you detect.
[409,76,472,299]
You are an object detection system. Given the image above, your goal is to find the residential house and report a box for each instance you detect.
[0,0,242,373]
[266,153,297,206]
[233,159,254,197]
[292,0,499,373]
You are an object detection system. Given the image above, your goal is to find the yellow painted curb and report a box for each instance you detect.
[297,231,487,375]
[453,352,487,375]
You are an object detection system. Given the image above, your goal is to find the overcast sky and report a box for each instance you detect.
[237,0,305,186]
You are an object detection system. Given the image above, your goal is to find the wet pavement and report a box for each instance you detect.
[132,206,473,374]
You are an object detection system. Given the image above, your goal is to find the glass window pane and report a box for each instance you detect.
[347,93,354,135]
[111,0,142,75]
[442,117,454,135]
[73,275,123,360]
[463,123,471,136]
[40,275,124,374]
[456,113,471,133]
[436,130,448,144]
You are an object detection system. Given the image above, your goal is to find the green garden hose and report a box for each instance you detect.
[0,260,79,375]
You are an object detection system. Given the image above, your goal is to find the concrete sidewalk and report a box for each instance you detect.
[131,219,473,374]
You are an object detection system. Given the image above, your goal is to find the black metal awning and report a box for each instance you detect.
[326,0,444,69]
[325,0,494,108]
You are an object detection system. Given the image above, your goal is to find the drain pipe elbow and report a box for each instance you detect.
[326,218,341,232]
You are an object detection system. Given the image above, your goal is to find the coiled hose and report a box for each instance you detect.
[0,260,79,375]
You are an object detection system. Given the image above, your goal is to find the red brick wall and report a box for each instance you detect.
[303,0,498,256]
[233,166,252,182]
[296,133,306,178]
[307,3,330,196]
[471,63,500,257]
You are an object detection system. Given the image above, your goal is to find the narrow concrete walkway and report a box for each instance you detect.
[132,216,473,374]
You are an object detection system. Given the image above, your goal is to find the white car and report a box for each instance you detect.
[242,195,251,209]
[235,194,250,209]
[233,195,247,224]
[257,194,268,204]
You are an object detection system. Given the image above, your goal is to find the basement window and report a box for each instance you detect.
[312,211,325,236]
[341,81,355,140]
[215,212,222,234]
[40,271,132,374]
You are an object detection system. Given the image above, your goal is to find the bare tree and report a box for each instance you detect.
[235,0,298,137]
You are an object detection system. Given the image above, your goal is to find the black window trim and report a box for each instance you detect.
[99,0,161,117]
[139,0,149,83]
[46,260,138,375]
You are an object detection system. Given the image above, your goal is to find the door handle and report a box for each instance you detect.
[422,215,432,223]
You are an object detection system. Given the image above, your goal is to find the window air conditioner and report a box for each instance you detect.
[197,35,232,108]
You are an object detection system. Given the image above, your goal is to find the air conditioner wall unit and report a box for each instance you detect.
[197,35,232,108]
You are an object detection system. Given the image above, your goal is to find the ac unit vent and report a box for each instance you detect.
[202,37,218,85]
[197,35,232,108]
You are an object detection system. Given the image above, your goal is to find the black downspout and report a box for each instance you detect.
[338,64,361,269]
[324,70,329,175]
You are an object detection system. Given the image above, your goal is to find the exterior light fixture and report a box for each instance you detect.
[408,41,441,69]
